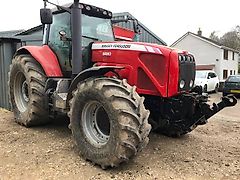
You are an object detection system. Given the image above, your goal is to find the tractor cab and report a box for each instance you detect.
[41,2,114,76]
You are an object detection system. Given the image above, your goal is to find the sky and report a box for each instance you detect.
[0,0,239,45]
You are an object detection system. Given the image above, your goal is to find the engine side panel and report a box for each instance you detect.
[92,42,176,97]
[16,45,63,77]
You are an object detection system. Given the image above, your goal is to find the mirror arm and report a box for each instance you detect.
[44,0,47,8]
[60,36,72,41]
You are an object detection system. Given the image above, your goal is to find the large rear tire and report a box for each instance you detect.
[8,54,50,127]
[68,78,151,168]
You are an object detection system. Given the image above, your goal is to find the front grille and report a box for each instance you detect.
[178,54,196,91]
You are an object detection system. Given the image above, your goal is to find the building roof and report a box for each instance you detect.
[0,30,24,38]
[16,25,42,36]
[171,32,239,53]
[113,12,167,45]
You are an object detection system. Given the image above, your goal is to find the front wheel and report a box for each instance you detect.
[68,78,151,168]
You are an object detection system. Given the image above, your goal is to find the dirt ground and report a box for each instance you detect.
[0,93,239,180]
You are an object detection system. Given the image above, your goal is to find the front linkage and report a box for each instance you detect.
[146,86,237,137]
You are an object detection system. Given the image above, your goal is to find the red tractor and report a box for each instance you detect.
[8,0,237,168]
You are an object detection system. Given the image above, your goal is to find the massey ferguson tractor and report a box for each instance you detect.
[8,0,237,168]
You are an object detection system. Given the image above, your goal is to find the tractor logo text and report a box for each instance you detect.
[101,44,131,49]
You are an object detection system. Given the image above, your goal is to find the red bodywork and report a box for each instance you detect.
[17,45,63,77]
[17,42,182,98]
[113,26,135,41]
[92,42,181,97]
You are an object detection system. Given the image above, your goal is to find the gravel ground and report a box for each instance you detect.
[0,93,239,180]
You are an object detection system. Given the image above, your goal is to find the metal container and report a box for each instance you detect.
[0,38,20,109]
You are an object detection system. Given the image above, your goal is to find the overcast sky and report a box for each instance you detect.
[0,0,239,45]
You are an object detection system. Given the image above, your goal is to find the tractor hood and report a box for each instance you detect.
[91,41,183,97]
[91,41,195,97]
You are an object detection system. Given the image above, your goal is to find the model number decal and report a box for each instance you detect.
[102,52,112,56]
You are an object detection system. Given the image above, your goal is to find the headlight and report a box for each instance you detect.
[179,55,182,61]
[180,80,185,88]
[189,80,194,88]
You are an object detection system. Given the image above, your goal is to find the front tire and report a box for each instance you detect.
[68,78,151,168]
[8,54,50,127]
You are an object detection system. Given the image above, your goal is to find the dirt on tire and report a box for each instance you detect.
[69,78,151,168]
[0,93,239,179]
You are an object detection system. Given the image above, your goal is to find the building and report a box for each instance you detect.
[0,37,21,109]
[112,12,166,45]
[171,30,239,82]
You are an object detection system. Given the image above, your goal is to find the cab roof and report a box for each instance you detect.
[52,3,112,19]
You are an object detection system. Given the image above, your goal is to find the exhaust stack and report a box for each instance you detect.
[71,0,82,77]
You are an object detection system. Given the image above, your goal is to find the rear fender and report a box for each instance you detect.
[15,45,63,77]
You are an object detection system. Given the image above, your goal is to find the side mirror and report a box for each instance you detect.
[40,8,53,24]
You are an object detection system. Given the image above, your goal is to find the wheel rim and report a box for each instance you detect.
[82,101,110,147]
[14,71,29,112]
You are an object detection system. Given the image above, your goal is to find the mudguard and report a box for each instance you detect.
[15,45,63,77]
[66,66,124,102]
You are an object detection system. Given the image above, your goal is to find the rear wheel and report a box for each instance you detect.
[8,54,50,126]
[68,78,151,168]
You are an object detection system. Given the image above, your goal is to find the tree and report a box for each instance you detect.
[209,31,220,43]
[209,26,240,51]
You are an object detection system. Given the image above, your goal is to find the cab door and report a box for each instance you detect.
[48,12,72,75]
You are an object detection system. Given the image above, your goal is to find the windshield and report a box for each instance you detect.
[82,14,114,46]
[226,76,240,82]
[196,71,207,79]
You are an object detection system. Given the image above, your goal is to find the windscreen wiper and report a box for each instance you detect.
[82,35,99,41]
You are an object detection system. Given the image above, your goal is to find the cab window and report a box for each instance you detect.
[49,12,71,72]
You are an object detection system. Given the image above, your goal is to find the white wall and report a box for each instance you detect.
[219,50,239,81]
[172,34,221,79]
